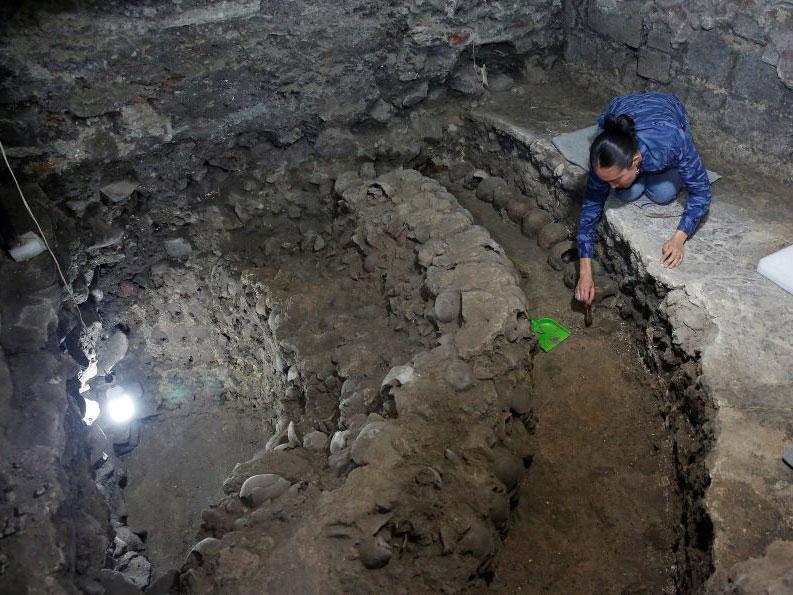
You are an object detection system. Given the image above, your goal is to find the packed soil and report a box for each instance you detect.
[449,185,680,594]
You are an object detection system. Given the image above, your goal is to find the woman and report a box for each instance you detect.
[575,92,712,306]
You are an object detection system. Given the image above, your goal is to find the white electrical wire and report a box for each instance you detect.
[0,138,87,330]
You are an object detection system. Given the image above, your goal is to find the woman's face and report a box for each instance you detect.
[594,153,642,189]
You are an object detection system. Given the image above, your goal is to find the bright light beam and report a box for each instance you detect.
[107,393,135,424]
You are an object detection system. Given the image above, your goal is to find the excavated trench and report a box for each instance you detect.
[1,68,718,591]
[7,0,789,587]
[77,102,716,592]
[423,160,715,593]
[439,106,718,592]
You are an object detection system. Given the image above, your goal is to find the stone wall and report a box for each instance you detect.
[0,186,110,593]
[0,0,562,188]
[563,0,793,177]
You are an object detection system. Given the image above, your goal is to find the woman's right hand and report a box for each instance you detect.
[575,273,595,305]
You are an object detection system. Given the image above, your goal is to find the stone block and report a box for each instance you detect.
[596,39,637,77]
[762,46,779,67]
[587,0,643,48]
[646,22,671,51]
[688,83,725,111]
[732,14,766,45]
[401,81,428,107]
[564,31,598,68]
[685,31,736,86]
[563,0,580,29]
[778,49,793,90]
[731,53,785,107]
[637,48,671,83]
[720,97,770,139]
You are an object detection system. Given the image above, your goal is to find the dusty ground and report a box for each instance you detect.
[447,183,679,594]
[121,405,267,574]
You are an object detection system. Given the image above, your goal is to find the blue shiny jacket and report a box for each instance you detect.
[576,92,712,259]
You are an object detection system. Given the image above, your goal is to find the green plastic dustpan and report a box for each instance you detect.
[530,317,571,352]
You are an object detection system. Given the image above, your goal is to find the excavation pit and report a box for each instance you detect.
[2,3,792,592]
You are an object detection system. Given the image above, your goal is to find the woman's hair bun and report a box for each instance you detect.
[603,114,636,138]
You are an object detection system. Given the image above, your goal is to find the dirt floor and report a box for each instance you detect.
[122,405,267,572]
[449,187,680,594]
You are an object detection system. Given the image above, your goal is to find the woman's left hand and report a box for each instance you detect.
[661,231,687,268]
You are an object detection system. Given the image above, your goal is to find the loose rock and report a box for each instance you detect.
[506,196,531,223]
[381,365,415,388]
[114,526,144,552]
[98,569,140,595]
[239,474,291,507]
[434,289,461,323]
[537,222,568,250]
[116,551,151,589]
[87,222,124,250]
[100,180,138,204]
[97,331,129,375]
[330,430,349,455]
[287,421,300,446]
[350,421,389,465]
[315,128,357,159]
[363,254,378,273]
[488,73,515,92]
[302,431,329,450]
[146,570,179,595]
[368,99,394,124]
[358,534,392,569]
[449,65,485,96]
[164,238,192,259]
[402,81,429,107]
[521,208,552,236]
[444,359,474,391]
[475,176,507,203]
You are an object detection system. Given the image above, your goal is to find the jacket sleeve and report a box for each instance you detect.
[675,131,712,236]
[576,168,610,259]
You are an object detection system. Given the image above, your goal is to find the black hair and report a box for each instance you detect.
[590,114,638,170]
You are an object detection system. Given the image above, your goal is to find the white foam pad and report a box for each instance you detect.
[758,244,793,296]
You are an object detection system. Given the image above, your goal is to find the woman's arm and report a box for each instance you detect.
[675,130,712,237]
[658,128,711,269]
[576,168,610,260]
[575,169,609,304]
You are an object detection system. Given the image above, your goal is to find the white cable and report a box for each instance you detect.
[0,138,87,331]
